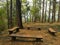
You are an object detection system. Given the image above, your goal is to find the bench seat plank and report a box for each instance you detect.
[27,27,41,30]
[48,28,57,36]
[48,28,56,33]
[8,27,19,31]
[8,27,19,34]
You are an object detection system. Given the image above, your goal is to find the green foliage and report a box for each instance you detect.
[56,4,59,10]
[21,5,27,14]
[30,6,39,16]
[22,0,27,3]
[0,2,7,31]
[0,8,5,15]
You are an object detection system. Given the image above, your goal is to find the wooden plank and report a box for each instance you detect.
[27,27,41,30]
[9,34,43,39]
[48,28,57,36]
[8,27,19,31]
[8,27,19,34]
[48,28,56,33]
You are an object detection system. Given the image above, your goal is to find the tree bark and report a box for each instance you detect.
[58,0,60,22]
[16,0,23,29]
[45,0,47,22]
[48,0,51,22]
[38,0,41,22]
[6,0,10,29]
[9,0,13,28]
[52,0,56,22]
[42,0,44,23]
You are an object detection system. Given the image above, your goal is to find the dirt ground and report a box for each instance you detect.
[0,23,60,45]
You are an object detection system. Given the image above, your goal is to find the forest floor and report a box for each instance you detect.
[0,23,60,45]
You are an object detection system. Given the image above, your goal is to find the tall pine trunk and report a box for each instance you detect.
[58,0,60,22]
[39,0,41,22]
[42,0,44,23]
[6,0,9,28]
[44,0,47,22]
[16,0,23,29]
[9,0,13,28]
[48,0,51,22]
[52,0,56,22]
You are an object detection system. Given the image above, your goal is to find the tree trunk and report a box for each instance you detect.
[6,0,9,29]
[38,0,41,22]
[58,0,60,22]
[30,14,32,22]
[16,0,23,29]
[52,0,56,22]
[45,0,47,22]
[48,0,51,22]
[26,10,28,23]
[42,0,44,23]
[9,0,13,28]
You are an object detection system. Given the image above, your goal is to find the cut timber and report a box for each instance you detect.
[9,33,43,41]
[27,27,41,30]
[9,34,43,39]
[48,28,56,36]
[8,27,19,34]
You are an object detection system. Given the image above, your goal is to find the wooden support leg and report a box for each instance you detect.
[51,32,56,36]
[11,36,16,41]
[9,31,13,34]
[16,28,19,32]
[36,38,42,42]
[33,38,43,45]
[48,31,56,36]
[38,28,41,30]
[27,27,30,30]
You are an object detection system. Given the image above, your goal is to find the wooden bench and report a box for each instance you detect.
[9,34,43,42]
[48,28,56,35]
[27,27,41,30]
[8,27,19,34]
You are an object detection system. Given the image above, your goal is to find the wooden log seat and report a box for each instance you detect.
[48,28,57,35]
[8,27,19,34]
[27,27,41,30]
[9,34,43,42]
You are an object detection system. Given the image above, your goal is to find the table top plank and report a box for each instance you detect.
[9,29,43,39]
[9,34,43,39]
